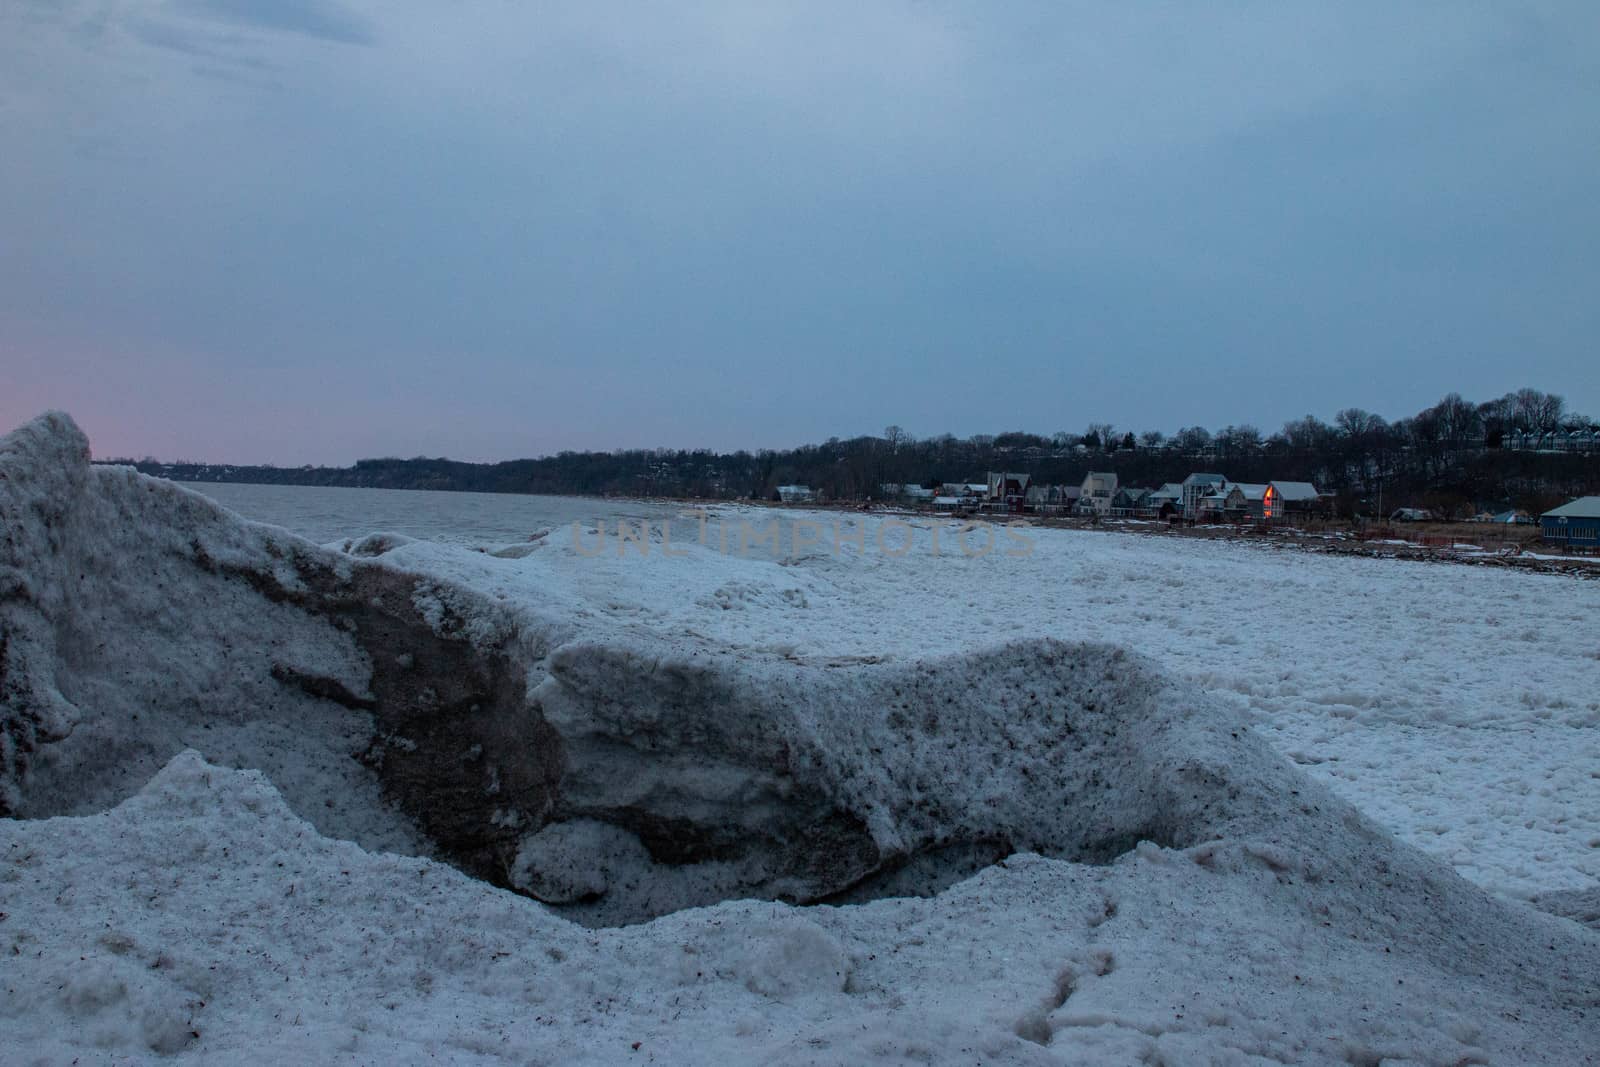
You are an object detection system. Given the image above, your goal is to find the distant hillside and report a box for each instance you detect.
[101,387,1600,518]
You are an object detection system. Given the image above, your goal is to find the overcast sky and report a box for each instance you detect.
[2,2,1596,464]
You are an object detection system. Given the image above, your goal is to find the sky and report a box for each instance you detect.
[2,1,1597,464]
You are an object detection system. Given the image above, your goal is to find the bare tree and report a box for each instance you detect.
[1214,424,1262,456]
[1335,408,1386,439]
[1280,415,1333,452]
[1431,393,1480,447]
[1511,388,1565,432]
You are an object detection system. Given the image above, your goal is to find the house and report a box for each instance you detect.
[1180,473,1227,518]
[880,483,934,504]
[1079,471,1118,515]
[1110,486,1153,516]
[1540,496,1600,548]
[1187,479,1245,521]
[1148,483,1183,518]
[1026,484,1081,514]
[1230,483,1269,521]
[1263,481,1323,522]
[776,485,817,504]
[986,472,1032,513]
[936,482,986,503]
[1390,507,1432,522]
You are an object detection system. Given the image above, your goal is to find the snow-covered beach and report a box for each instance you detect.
[200,479,1600,903]
[4,413,1598,1064]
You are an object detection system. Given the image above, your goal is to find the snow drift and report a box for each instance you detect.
[0,413,1299,918]
[3,412,1598,1063]
[0,415,1463,920]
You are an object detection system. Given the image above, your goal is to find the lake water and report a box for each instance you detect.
[185,482,678,546]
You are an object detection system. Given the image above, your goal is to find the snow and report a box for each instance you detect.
[4,413,1600,1064]
[386,506,1600,901]
[6,751,1598,1064]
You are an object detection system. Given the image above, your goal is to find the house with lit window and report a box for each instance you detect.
[1263,481,1324,521]
[1231,483,1269,521]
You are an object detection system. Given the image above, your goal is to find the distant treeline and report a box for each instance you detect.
[103,388,1600,519]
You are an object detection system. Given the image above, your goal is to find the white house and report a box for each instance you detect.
[1180,473,1227,518]
[1079,471,1118,515]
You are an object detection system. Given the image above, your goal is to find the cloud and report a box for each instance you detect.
[127,16,277,71]
[0,2,1596,462]
[176,0,375,46]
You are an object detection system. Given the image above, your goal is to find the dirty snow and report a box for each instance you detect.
[374,505,1600,902]
[3,416,1599,1064]
[5,751,1597,1064]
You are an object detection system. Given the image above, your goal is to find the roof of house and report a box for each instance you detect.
[1231,483,1268,501]
[1149,483,1182,500]
[1269,481,1321,501]
[1542,496,1600,520]
[987,471,1031,493]
[1182,472,1227,487]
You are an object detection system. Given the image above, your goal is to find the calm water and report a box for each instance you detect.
[186,482,677,546]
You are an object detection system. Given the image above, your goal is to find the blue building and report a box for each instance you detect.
[1540,496,1600,548]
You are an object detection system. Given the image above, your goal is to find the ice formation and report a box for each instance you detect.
[3,412,1597,1063]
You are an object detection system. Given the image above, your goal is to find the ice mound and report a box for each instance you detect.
[2,412,1292,921]
[523,636,1285,923]
[0,415,1391,923]
[4,412,1600,1061]
[4,749,1597,1064]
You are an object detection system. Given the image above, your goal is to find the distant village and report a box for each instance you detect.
[105,386,1599,551]
[780,471,1330,524]
[774,474,1600,553]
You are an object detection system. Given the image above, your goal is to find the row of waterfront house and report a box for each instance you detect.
[776,479,1600,548]
[874,471,1332,522]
